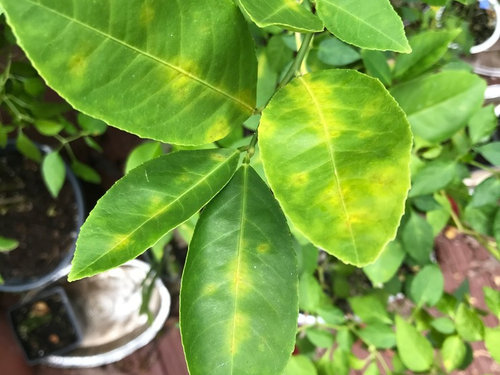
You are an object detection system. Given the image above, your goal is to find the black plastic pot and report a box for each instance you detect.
[0,143,85,293]
[8,287,82,365]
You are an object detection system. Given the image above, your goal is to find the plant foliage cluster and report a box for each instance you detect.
[0,0,499,374]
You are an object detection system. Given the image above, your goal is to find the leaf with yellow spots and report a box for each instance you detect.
[180,165,298,375]
[237,0,324,32]
[259,70,412,266]
[69,149,240,281]
[0,0,256,146]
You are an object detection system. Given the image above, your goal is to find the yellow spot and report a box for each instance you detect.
[230,311,251,354]
[358,130,372,139]
[290,171,309,187]
[113,234,130,249]
[68,53,88,77]
[210,152,226,162]
[257,243,270,254]
[178,174,191,183]
[329,129,341,139]
[206,118,231,141]
[140,2,155,26]
[202,282,218,296]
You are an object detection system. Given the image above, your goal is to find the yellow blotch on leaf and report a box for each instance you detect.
[229,311,251,354]
[257,243,270,254]
[202,282,218,296]
[140,2,155,26]
[206,117,231,142]
[68,52,88,77]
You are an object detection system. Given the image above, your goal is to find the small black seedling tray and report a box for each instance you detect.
[8,287,82,365]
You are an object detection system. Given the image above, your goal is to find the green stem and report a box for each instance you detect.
[245,32,314,163]
[374,350,391,375]
[243,129,258,164]
[468,160,500,176]
[278,32,314,90]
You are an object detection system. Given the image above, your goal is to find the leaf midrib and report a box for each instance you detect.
[229,165,248,374]
[298,77,360,264]
[71,151,239,279]
[24,0,254,112]
[319,0,408,51]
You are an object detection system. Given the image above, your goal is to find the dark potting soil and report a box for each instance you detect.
[10,290,80,362]
[0,153,78,283]
[451,2,497,45]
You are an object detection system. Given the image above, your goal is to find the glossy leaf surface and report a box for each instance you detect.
[238,0,324,32]
[259,70,411,266]
[180,166,298,375]
[393,29,460,80]
[456,303,484,341]
[316,0,410,52]
[410,264,444,306]
[485,328,500,363]
[42,151,66,198]
[0,0,257,145]
[0,236,19,252]
[70,149,240,280]
[391,71,486,143]
[395,316,433,372]
[363,240,405,285]
[441,335,466,372]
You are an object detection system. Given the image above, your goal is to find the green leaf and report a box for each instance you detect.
[23,76,45,97]
[410,264,444,307]
[395,316,434,372]
[348,294,392,324]
[361,50,391,86]
[1,0,257,145]
[77,113,107,135]
[0,236,19,252]
[306,327,334,348]
[357,323,396,349]
[391,71,486,143]
[299,273,324,313]
[42,151,66,198]
[363,240,405,285]
[401,212,433,264]
[259,70,411,266]
[16,132,41,162]
[393,29,460,80]
[441,335,466,372]
[180,166,298,375]
[34,119,64,136]
[470,177,500,208]
[455,303,484,342]
[318,305,345,326]
[485,327,500,363]
[237,0,324,32]
[283,355,318,375]
[71,160,101,184]
[409,161,457,197]
[364,363,380,375]
[296,243,319,275]
[316,0,410,53]
[124,142,163,174]
[484,287,500,318]
[316,37,361,67]
[468,105,498,144]
[69,149,240,281]
[431,317,455,334]
[476,142,500,166]
[495,208,500,250]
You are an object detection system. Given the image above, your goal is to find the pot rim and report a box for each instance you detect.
[0,142,85,293]
[7,286,83,365]
[40,259,171,368]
